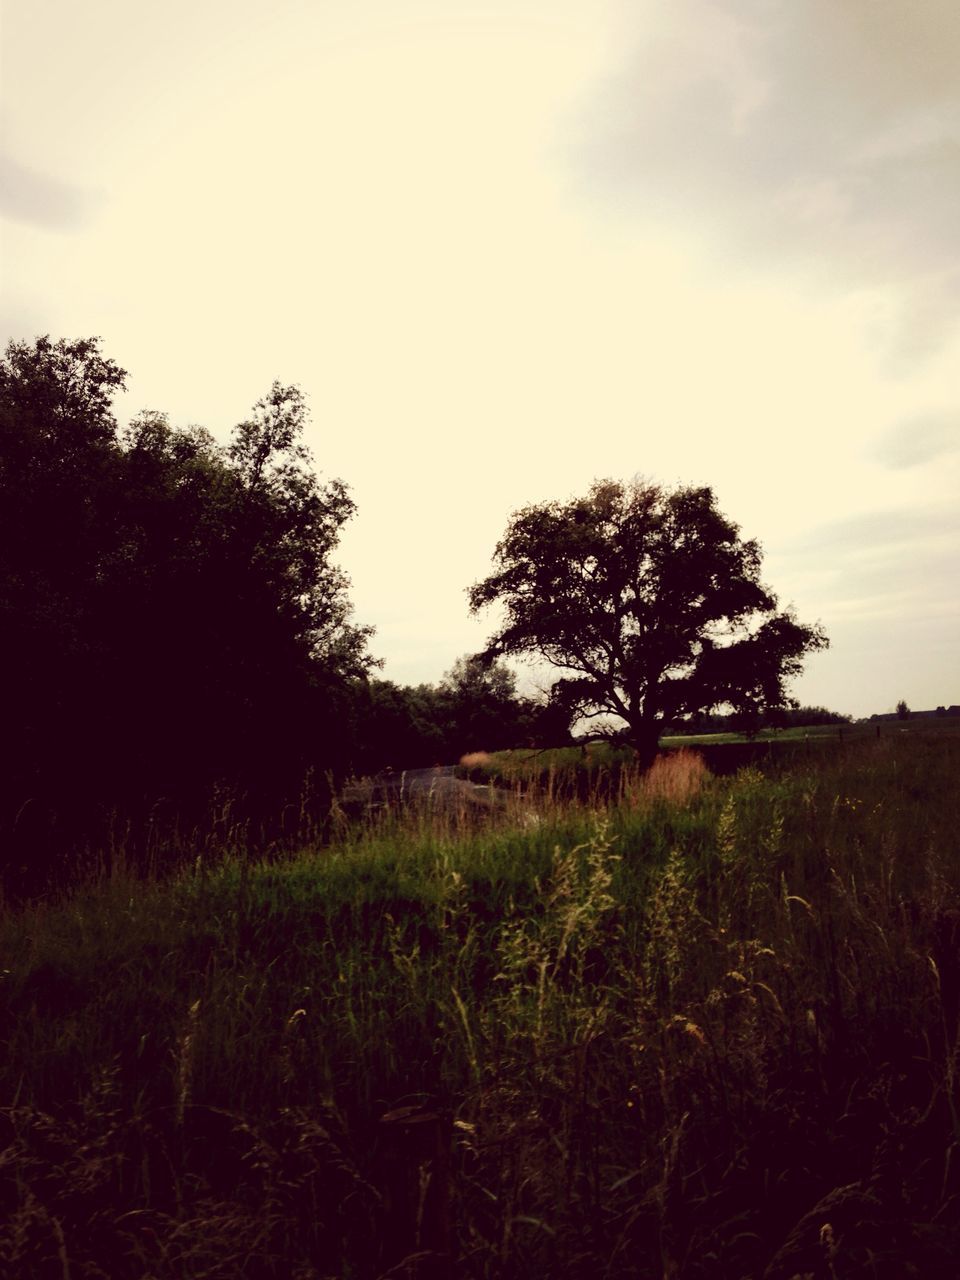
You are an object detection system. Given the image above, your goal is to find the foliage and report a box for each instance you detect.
[897,698,911,720]
[350,656,573,775]
[774,702,850,727]
[350,677,449,772]
[0,336,372,886]
[674,702,852,734]
[437,653,539,753]
[470,479,827,766]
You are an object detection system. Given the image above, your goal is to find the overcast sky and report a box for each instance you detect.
[2,0,958,719]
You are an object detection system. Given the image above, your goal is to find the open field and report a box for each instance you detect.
[2,729,960,1277]
[464,716,960,791]
[660,715,960,748]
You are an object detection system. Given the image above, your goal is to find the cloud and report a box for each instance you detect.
[769,502,960,631]
[0,151,93,230]
[874,412,960,469]
[576,0,960,360]
[779,503,959,558]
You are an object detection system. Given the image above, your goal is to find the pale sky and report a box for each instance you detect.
[2,0,958,719]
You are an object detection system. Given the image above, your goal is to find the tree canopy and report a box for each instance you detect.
[0,336,372,880]
[351,655,567,775]
[469,478,827,766]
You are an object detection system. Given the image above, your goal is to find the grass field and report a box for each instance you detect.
[659,714,960,748]
[2,729,959,1277]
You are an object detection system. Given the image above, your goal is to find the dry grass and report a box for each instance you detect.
[625,747,711,807]
[459,751,493,770]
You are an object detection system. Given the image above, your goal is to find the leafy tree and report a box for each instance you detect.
[0,336,372,881]
[436,655,530,754]
[896,699,911,721]
[436,656,576,751]
[350,657,537,774]
[469,478,827,768]
[676,704,850,735]
[773,704,851,729]
[0,338,128,802]
[350,679,447,773]
[522,688,577,748]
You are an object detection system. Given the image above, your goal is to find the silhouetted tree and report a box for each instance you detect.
[470,479,827,768]
[350,657,541,774]
[351,679,447,773]
[772,705,851,728]
[0,336,372,881]
[436,655,531,754]
[896,699,911,721]
[676,704,850,735]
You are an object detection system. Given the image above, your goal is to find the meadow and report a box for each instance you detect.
[1,728,959,1278]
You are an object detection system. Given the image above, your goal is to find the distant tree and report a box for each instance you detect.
[769,705,852,729]
[896,699,911,721]
[436,655,530,754]
[521,688,577,748]
[669,704,849,735]
[351,679,447,773]
[470,479,828,768]
[349,656,554,774]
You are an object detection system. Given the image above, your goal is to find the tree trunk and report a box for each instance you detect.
[630,722,661,773]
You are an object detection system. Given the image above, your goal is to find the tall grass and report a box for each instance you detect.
[1,732,959,1276]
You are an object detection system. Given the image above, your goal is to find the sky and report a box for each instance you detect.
[1,0,958,720]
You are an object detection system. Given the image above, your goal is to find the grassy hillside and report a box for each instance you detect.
[2,731,959,1276]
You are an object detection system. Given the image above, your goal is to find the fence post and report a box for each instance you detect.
[378,1104,452,1278]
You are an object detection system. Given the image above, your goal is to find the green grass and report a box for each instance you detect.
[661,713,960,746]
[2,731,959,1276]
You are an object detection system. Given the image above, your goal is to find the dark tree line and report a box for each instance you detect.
[0,337,379,882]
[674,705,851,735]
[351,655,571,776]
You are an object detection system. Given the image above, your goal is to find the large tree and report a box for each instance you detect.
[469,479,827,767]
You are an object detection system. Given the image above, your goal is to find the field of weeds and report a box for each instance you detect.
[2,732,959,1277]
